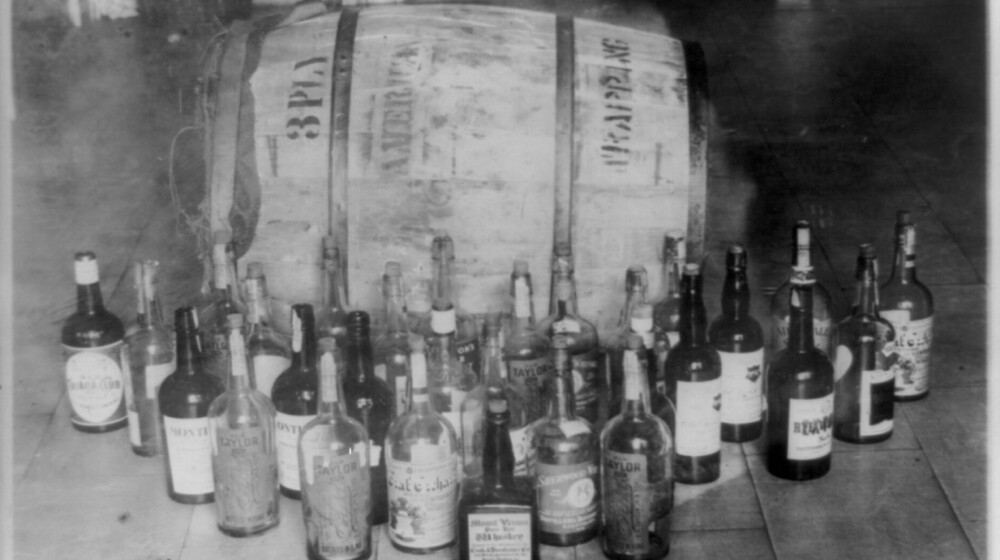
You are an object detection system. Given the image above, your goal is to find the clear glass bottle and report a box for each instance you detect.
[880,210,935,402]
[652,234,685,356]
[202,230,245,385]
[245,262,292,398]
[159,306,225,504]
[427,302,480,458]
[125,260,176,456]
[374,261,412,417]
[386,338,462,554]
[272,304,320,499]
[503,260,552,423]
[208,314,280,537]
[601,334,674,560]
[527,336,600,547]
[418,233,481,374]
[606,265,652,418]
[708,244,765,443]
[298,337,372,560]
[770,221,836,356]
[62,251,128,433]
[317,236,350,347]
[458,396,540,560]
[832,244,896,443]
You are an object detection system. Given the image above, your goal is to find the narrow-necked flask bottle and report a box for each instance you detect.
[503,260,552,422]
[374,261,412,416]
[770,221,835,356]
[606,265,652,417]
[427,302,480,454]
[245,262,291,397]
[317,236,350,347]
[418,233,481,373]
[202,230,244,385]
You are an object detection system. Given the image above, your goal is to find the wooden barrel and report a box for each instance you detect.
[202,1,708,331]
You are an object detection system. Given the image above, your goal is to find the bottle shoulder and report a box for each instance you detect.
[708,315,765,347]
[61,310,126,346]
[208,385,277,419]
[300,414,369,449]
[159,371,225,407]
[271,369,319,413]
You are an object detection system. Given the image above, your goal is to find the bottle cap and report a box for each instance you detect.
[488,398,508,415]
[246,261,264,279]
[683,263,701,276]
[73,252,100,285]
[626,333,643,350]
[432,233,455,261]
[431,307,457,334]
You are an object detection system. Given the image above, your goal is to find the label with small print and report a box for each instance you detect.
[164,416,214,496]
[860,368,895,437]
[466,511,533,559]
[213,425,278,527]
[786,395,834,461]
[570,350,600,415]
[387,455,460,549]
[507,357,552,417]
[536,461,599,536]
[718,349,764,425]
[602,451,651,556]
[880,313,933,397]
[145,362,175,400]
[64,342,126,426]
[253,355,291,398]
[509,426,530,476]
[675,379,722,457]
[276,412,317,491]
[303,452,370,559]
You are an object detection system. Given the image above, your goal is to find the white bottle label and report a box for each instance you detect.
[880,314,933,398]
[64,342,126,426]
[786,395,834,461]
[387,455,460,549]
[163,416,214,496]
[145,362,175,400]
[718,349,764,425]
[276,412,316,491]
[253,354,291,397]
[861,368,895,437]
[370,441,383,467]
[675,379,722,457]
[466,512,534,559]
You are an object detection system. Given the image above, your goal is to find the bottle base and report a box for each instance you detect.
[895,392,928,403]
[721,422,763,443]
[675,452,721,485]
[540,528,597,547]
[168,491,214,505]
[131,445,161,458]
[389,539,454,555]
[72,417,128,433]
[766,448,831,481]
[218,519,279,538]
[280,486,302,500]
[833,428,893,444]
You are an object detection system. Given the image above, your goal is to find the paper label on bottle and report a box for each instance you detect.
[676,379,722,457]
[570,350,600,419]
[276,412,316,491]
[64,342,126,426]
[164,416,214,496]
[553,319,581,334]
[536,461,599,536]
[559,420,591,440]
[466,511,534,559]
[127,407,142,447]
[861,368,895,437]
[507,357,552,418]
[253,355,291,398]
[773,317,833,355]
[602,451,652,556]
[395,375,409,415]
[303,451,370,559]
[387,455,459,549]
[786,395,834,461]
[718,349,764,426]
[881,315,933,397]
[509,426,530,476]
[145,362,175,400]
[212,425,278,529]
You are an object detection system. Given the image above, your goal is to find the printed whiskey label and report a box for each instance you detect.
[456,338,482,377]
[880,314,933,397]
[252,355,291,398]
[676,379,722,457]
[466,511,534,560]
[786,395,834,461]
[304,452,370,559]
[860,368,895,437]
[507,357,552,418]
[602,451,652,556]
[213,425,278,528]
[276,412,317,491]
[387,455,460,549]
[571,349,601,418]
[164,416,214,496]
[64,342,126,426]
[536,461,599,536]
[718,349,764,425]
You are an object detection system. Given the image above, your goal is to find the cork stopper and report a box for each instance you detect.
[246,261,264,279]
[626,333,643,350]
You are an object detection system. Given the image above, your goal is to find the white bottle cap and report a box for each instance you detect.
[74,253,99,285]
[431,307,457,334]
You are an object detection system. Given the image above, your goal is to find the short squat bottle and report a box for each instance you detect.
[374,261,413,416]
[317,236,350,347]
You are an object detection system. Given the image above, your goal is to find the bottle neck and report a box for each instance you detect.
[660,255,681,301]
[432,247,458,309]
[77,282,105,315]
[678,274,707,346]
[852,259,880,317]
[245,279,273,326]
[227,328,252,391]
[788,281,816,351]
[721,266,751,319]
[291,314,317,371]
[407,353,434,414]
[621,349,651,417]
[482,337,506,388]
[547,349,577,420]
[482,411,515,491]
[175,322,201,372]
[383,284,410,335]
[512,275,536,331]
[890,225,918,284]
[346,332,374,382]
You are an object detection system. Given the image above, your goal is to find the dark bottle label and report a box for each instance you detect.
[571,350,600,419]
[213,426,278,529]
[536,461,599,535]
[861,368,895,436]
[602,451,652,556]
[303,452,370,558]
[455,338,482,375]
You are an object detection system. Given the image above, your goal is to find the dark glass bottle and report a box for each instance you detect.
[272,304,320,499]
[503,260,552,423]
[770,221,836,356]
[652,234,684,364]
[606,266,651,419]
[159,307,225,504]
[342,311,393,526]
[374,261,412,417]
[458,397,540,560]
[708,244,765,443]
[766,270,834,481]
[62,251,128,433]
[317,236,350,348]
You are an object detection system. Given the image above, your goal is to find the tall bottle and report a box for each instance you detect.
[606,265,652,417]
[770,221,835,356]
[341,311,393,526]
[298,337,372,560]
[317,236,350,347]
[374,261,412,416]
[427,302,480,453]
[458,396,540,560]
[766,269,834,481]
[62,251,127,433]
[386,338,461,554]
[419,233,481,373]
[881,210,935,402]
[708,244,765,443]
[202,230,245,385]
[601,335,674,560]
[503,260,552,422]
[272,304,320,499]
[527,336,600,547]
[652,233,685,351]
[208,314,280,537]
[832,244,896,443]
[663,263,722,485]
[159,307,225,504]
[245,262,292,397]
[124,260,176,456]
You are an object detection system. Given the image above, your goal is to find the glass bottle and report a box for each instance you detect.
[770,221,835,356]
[125,260,176,456]
[341,311,393,526]
[202,230,244,385]
[386,338,462,554]
[606,266,652,418]
[881,210,935,402]
[652,233,685,351]
[708,244,765,443]
[832,244,896,443]
[503,260,552,423]
[62,251,128,433]
[547,242,575,317]
[766,270,834,481]
[159,307,225,504]
[245,262,292,397]
[298,337,372,560]
[418,233,481,373]
[208,314,280,537]
[458,396,540,560]
[374,261,412,417]
[427,302,480,455]
[601,334,674,560]
[317,236,350,347]
[272,304,320,499]
[527,336,600,547]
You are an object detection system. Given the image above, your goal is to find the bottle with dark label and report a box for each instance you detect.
[159,307,225,504]
[386,338,461,554]
[124,260,175,455]
[62,251,128,433]
[606,266,652,419]
[208,314,280,537]
[708,244,765,443]
[418,233,481,374]
[341,311,393,526]
[652,234,684,370]
[503,260,552,423]
[766,268,834,481]
[374,261,413,417]
[770,221,836,356]
[272,304,319,499]
[317,236,350,348]
[601,335,673,560]
[832,244,896,443]
[881,210,935,402]
[299,337,372,560]
[459,396,540,560]
[526,336,600,547]
[427,302,480,464]
[201,230,245,386]
[244,263,291,398]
